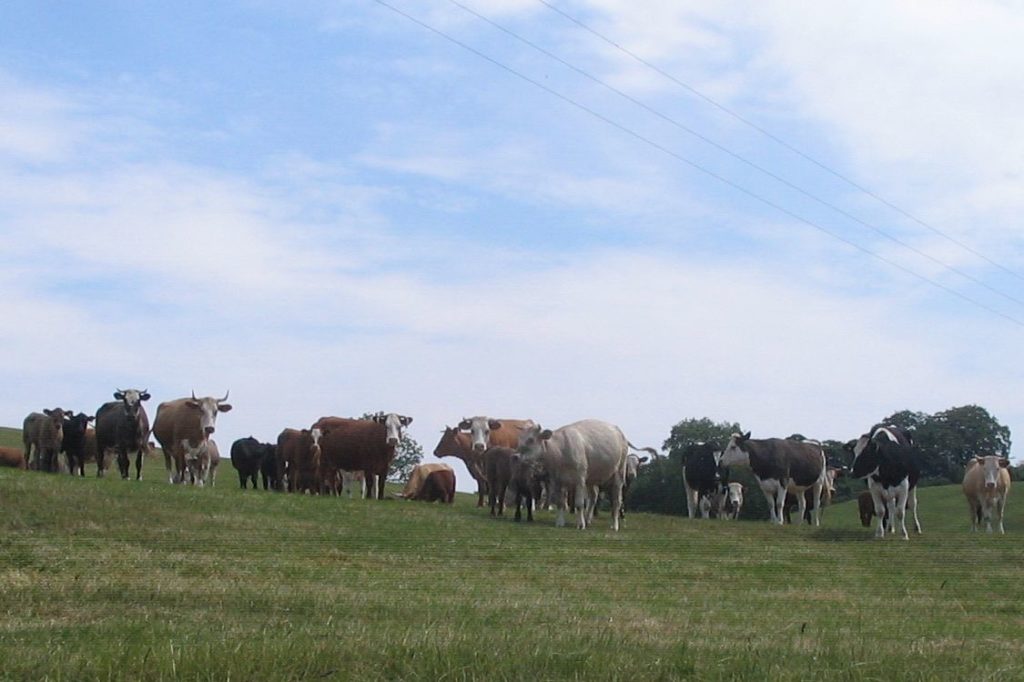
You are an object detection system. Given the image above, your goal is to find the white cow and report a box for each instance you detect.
[962,456,1011,534]
[718,482,744,520]
[516,419,629,531]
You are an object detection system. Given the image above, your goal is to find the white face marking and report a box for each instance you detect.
[978,456,1006,489]
[383,414,405,446]
[466,417,492,453]
[718,436,747,468]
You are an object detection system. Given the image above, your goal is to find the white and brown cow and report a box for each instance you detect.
[152,391,232,485]
[516,419,629,531]
[718,482,744,520]
[719,432,826,526]
[962,455,1011,534]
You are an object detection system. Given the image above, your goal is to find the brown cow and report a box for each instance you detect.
[0,446,28,470]
[399,463,452,499]
[314,413,412,500]
[23,408,68,472]
[276,428,322,494]
[433,427,488,507]
[152,392,232,485]
[412,468,456,503]
[484,446,515,517]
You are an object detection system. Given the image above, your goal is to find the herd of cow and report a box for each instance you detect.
[5,390,1013,537]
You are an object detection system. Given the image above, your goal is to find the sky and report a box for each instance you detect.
[3,1,1024,489]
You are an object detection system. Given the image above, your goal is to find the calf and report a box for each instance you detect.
[962,455,1011,534]
[718,482,744,520]
[484,446,514,517]
[23,409,68,472]
[720,432,826,526]
[231,437,275,489]
[204,439,220,487]
[61,412,94,477]
[0,446,28,470]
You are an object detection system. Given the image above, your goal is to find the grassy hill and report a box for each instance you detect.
[2,463,1022,680]
[0,426,22,450]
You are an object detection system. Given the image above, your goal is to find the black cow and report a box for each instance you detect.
[719,432,826,525]
[682,442,723,519]
[261,446,283,491]
[230,437,276,489]
[509,451,545,522]
[61,412,95,477]
[849,425,920,539]
[95,389,151,480]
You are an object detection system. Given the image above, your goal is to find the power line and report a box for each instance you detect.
[371,0,1024,328]
[536,0,1024,285]
[445,0,1024,309]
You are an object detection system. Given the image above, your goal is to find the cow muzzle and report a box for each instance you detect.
[473,443,486,453]
[986,481,996,490]
[205,426,215,436]
[386,437,398,446]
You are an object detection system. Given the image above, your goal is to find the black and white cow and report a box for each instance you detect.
[682,442,723,519]
[719,432,826,525]
[95,389,151,480]
[848,425,920,539]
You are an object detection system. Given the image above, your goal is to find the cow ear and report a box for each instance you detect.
[489,420,502,430]
[999,458,1011,468]
[458,419,471,431]
[114,391,125,400]
[218,403,232,413]
[400,415,413,426]
[187,399,201,408]
[140,392,151,401]
[87,415,96,422]
[974,456,985,465]
[741,431,751,440]
[44,409,54,416]
[639,456,649,464]
[540,429,553,440]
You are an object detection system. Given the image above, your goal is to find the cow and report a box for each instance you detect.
[509,451,544,522]
[516,419,631,531]
[962,455,1011,534]
[433,427,488,507]
[276,428,322,494]
[230,437,276,489]
[314,413,412,500]
[398,463,453,499]
[718,482,744,520]
[23,409,68,473]
[261,445,284,491]
[0,446,28,470]
[719,432,826,526]
[152,391,231,485]
[459,416,532,454]
[484,446,515,517]
[412,468,456,503]
[595,450,653,520]
[60,412,94,477]
[849,425,920,539]
[95,389,152,480]
[682,442,723,519]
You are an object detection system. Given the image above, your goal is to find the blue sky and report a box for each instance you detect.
[3,1,1023,486]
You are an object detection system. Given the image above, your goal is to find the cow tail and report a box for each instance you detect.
[627,442,660,459]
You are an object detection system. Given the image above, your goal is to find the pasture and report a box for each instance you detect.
[1,460,1022,680]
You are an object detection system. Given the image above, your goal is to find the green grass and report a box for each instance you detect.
[1,462,1022,681]
[0,427,23,450]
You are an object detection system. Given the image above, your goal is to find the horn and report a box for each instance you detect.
[218,390,230,402]
[191,390,198,400]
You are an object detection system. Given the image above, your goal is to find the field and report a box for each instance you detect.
[2,435,1023,681]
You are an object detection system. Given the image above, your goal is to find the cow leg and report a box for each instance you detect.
[574,481,588,529]
[376,473,386,500]
[758,480,778,523]
[809,481,823,527]
[892,483,909,540]
[684,481,698,519]
[550,481,566,528]
[96,448,105,477]
[115,448,129,480]
[135,450,144,481]
[608,480,622,532]
[869,487,887,538]
[995,495,1006,534]
[794,486,808,526]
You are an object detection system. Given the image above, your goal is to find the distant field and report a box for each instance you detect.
[2,441,1022,680]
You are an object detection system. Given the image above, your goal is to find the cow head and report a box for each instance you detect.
[973,455,1010,490]
[459,416,504,453]
[62,412,94,439]
[187,391,232,437]
[625,453,649,488]
[372,413,412,446]
[433,426,472,457]
[718,432,751,468]
[721,482,744,517]
[516,421,552,462]
[114,389,151,419]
